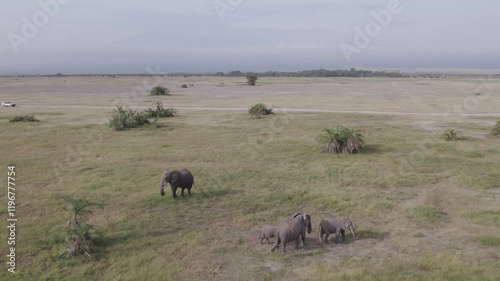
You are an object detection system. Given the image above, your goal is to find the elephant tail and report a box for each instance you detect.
[193,181,197,189]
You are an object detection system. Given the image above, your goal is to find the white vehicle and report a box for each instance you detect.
[2,102,16,107]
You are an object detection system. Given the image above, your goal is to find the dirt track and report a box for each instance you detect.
[16,105,500,116]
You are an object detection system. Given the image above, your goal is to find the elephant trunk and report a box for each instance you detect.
[349,226,358,239]
[159,179,166,196]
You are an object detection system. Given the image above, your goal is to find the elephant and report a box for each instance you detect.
[322,217,358,243]
[159,169,195,199]
[259,225,277,244]
[318,219,337,243]
[271,213,312,253]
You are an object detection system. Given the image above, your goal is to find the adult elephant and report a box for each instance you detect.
[271,213,312,253]
[159,169,195,199]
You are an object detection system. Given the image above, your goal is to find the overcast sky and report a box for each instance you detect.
[1,0,499,74]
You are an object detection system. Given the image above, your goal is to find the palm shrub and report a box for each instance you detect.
[317,126,364,154]
[150,85,171,96]
[144,102,177,118]
[249,103,273,117]
[60,196,102,257]
[108,106,149,131]
[490,121,500,136]
[443,129,462,141]
[9,115,39,122]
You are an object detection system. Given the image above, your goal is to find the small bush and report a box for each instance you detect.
[317,126,364,154]
[249,103,273,117]
[9,115,39,122]
[443,129,462,141]
[60,196,102,258]
[181,84,188,88]
[144,102,177,118]
[246,75,258,86]
[490,121,500,136]
[150,85,171,96]
[108,106,149,131]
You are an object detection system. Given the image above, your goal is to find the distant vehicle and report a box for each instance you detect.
[2,102,16,107]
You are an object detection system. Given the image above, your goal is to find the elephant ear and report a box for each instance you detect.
[292,212,302,219]
[159,170,169,188]
[171,171,179,184]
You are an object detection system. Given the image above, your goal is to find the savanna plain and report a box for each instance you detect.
[0,76,499,280]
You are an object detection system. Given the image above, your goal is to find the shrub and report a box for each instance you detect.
[60,196,102,258]
[246,75,258,86]
[144,102,177,118]
[108,106,149,131]
[443,129,462,141]
[181,84,188,88]
[317,126,364,154]
[249,103,273,117]
[150,85,171,96]
[490,121,500,136]
[9,115,39,122]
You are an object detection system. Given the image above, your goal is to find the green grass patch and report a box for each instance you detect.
[408,206,446,222]
[463,210,500,225]
[476,236,500,247]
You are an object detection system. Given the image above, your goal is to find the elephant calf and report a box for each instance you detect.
[318,219,337,243]
[271,213,312,254]
[259,225,277,244]
[159,169,195,199]
[322,217,358,243]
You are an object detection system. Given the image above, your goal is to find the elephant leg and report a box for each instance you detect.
[325,234,329,244]
[271,237,280,252]
[341,229,346,242]
[188,187,192,196]
[294,238,299,249]
[171,186,177,198]
[302,234,306,247]
[181,188,185,197]
[260,238,264,244]
[267,238,271,244]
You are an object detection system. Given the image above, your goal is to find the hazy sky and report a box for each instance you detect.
[1,0,499,74]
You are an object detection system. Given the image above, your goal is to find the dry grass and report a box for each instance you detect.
[0,76,499,280]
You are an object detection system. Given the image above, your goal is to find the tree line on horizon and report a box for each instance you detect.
[218,68,412,78]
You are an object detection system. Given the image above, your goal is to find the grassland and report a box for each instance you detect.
[0,76,499,280]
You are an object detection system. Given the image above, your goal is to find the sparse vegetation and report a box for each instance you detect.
[443,129,462,141]
[490,121,500,136]
[108,106,149,131]
[246,75,258,86]
[248,103,273,117]
[317,126,364,154]
[9,115,39,122]
[144,102,177,118]
[3,76,500,280]
[60,196,102,257]
[150,85,171,96]
[181,84,188,88]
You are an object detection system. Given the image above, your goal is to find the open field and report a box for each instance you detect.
[1,76,499,280]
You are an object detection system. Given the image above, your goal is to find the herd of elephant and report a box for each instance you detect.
[157,169,358,254]
[260,213,358,253]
